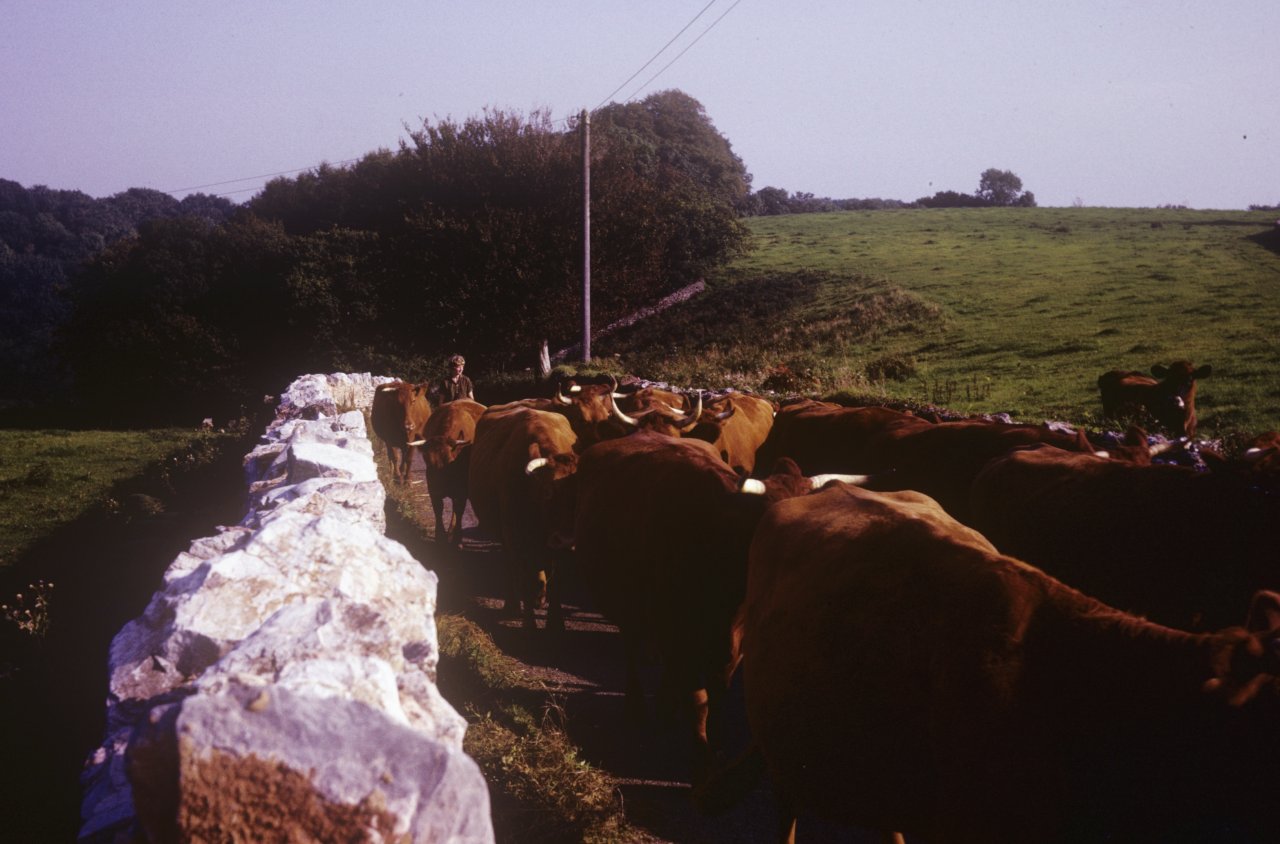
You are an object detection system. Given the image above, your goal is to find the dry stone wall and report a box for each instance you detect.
[79,373,493,843]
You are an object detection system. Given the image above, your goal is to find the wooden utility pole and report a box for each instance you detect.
[581,108,591,362]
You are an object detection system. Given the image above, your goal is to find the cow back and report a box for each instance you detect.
[754,402,931,476]
[572,433,764,637]
[970,444,1280,629]
[740,483,1280,840]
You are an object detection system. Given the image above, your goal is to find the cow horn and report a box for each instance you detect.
[808,473,871,489]
[611,396,640,427]
[554,385,573,405]
[740,478,767,495]
[407,439,426,447]
[454,438,470,447]
[1244,446,1277,462]
[714,405,735,422]
[526,457,550,474]
[677,393,704,432]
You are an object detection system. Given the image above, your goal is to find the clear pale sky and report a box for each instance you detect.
[3,0,1275,209]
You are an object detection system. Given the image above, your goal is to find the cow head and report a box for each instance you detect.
[683,398,736,445]
[524,442,580,512]
[554,377,635,444]
[739,458,871,501]
[610,392,703,437]
[422,431,470,471]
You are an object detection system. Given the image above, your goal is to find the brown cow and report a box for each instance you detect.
[970,443,1280,630]
[685,392,777,476]
[756,401,1092,523]
[564,432,867,783]
[1202,430,1280,488]
[550,377,631,446]
[420,398,486,545]
[752,400,934,478]
[1098,360,1212,437]
[863,418,1096,524]
[370,380,432,484]
[467,406,578,630]
[722,483,1280,843]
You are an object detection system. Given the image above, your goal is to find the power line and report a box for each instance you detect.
[624,0,743,103]
[164,158,362,195]
[591,0,719,113]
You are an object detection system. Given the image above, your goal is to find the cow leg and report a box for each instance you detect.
[448,497,465,546]
[704,637,742,758]
[544,555,565,635]
[520,563,541,631]
[384,445,401,483]
[689,686,714,783]
[500,550,522,618]
[405,445,418,483]
[431,494,447,542]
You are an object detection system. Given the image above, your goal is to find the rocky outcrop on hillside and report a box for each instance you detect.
[79,373,493,843]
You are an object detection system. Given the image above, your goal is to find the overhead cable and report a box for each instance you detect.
[624,0,743,103]
[591,0,719,113]
[164,158,362,195]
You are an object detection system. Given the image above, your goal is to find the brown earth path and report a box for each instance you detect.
[389,453,892,844]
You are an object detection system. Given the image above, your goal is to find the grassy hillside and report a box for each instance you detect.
[598,207,1280,436]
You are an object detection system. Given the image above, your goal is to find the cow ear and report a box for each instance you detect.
[1194,364,1212,379]
[1246,591,1280,634]
[1151,364,1169,378]
[528,442,543,461]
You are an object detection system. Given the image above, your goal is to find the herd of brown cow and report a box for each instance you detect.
[371,361,1280,844]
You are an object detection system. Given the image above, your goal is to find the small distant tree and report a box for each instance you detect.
[753,186,791,215]
[977,169,1036,207]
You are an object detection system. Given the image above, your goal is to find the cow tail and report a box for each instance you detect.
[691,741,767,816]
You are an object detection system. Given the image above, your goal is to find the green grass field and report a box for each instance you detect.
[0,428,229,568]
[600,207,1280,436]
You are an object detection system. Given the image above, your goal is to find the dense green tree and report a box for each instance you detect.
[0,178,235,406]
[977,168,1036,207]
[591,89,752,210]
[917,190,990,208]
[59,215,297,423]
[248,95,749,372]
[752,186,791,215]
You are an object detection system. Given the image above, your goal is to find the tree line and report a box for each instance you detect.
[0,182,236,408]
[3,91,753,425]
[744,168,1036,215]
